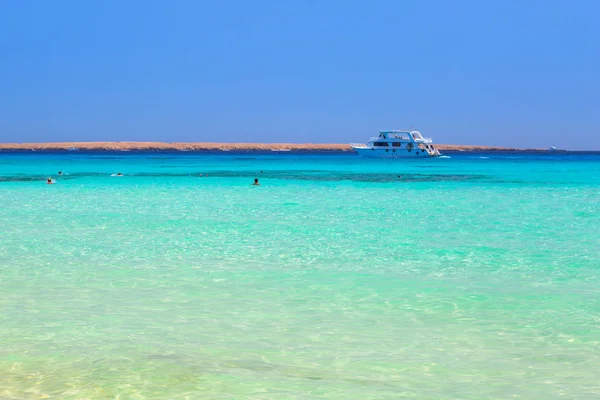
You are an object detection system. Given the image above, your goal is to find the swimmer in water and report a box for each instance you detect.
[117,172,123,176]
[58,171,63,175]
[252,178,260,186]
[47,177,54,184]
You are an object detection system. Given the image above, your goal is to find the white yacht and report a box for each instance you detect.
[350,130,441,158]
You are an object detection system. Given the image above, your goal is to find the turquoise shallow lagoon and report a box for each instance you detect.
[1,152,599,399]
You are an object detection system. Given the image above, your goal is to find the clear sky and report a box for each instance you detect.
[1,0,598,149]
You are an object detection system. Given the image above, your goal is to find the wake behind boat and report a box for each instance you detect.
[351,130,441,158]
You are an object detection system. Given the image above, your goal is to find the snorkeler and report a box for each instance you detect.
[252,178,260,185]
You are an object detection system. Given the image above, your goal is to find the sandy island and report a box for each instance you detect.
[0,142,548,152]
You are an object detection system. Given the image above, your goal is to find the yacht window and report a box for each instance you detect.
[373,142,389,147]
[392,142,401,147]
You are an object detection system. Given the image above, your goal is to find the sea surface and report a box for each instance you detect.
[1,151,599,399]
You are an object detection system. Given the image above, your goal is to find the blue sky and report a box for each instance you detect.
[1,0,598,149]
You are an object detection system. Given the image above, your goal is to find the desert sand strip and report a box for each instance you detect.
[0,142,545,152]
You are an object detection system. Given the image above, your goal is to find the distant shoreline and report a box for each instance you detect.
[0,142,564,152]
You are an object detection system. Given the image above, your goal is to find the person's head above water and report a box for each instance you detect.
[253,178,260,185]
[58,171,63,175]
[117,172,123,176]
[47,177,53,184]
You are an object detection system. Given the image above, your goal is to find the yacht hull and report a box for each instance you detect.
[352,148,440,158]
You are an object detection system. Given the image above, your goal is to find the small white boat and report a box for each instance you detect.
[549,146,558,151]
[351,130,441,158]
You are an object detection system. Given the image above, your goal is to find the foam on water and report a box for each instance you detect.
[1,152,599,399]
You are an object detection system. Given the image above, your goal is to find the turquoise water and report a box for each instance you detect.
[1,152,599,399]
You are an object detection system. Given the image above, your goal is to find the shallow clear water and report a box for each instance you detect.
[1,152,599,399]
